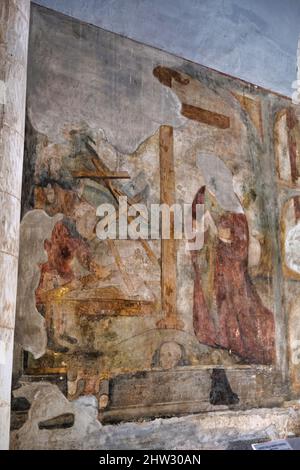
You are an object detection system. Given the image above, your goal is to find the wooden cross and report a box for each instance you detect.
[72,142,159,296]
[156,126,184,330]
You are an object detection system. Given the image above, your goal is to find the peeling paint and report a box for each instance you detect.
[15,210,63,358]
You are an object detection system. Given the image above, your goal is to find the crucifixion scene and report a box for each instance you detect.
[2,0,300,453]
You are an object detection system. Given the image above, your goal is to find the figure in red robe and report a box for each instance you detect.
[191,186,275,364]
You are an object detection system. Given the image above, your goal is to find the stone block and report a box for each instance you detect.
[0,402,10,449]
[0,251,18,328]
[0,327,14,404]
[100,366,287,423]
[0,190,20,257]
[0,124,24,198]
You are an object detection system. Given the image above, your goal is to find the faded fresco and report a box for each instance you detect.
[13,5,300,422]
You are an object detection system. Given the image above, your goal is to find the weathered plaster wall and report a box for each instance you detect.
[12,4,300,448]
[35,0,300,97]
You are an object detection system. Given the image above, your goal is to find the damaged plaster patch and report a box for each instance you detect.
[27,6,186,155]
[197,153,243,213]
[285,223,300,274]
[11,383,101,450]
[15,210,63,358]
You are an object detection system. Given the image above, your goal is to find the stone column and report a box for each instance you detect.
[0,0,30,450]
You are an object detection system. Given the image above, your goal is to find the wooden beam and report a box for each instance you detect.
[152,66,229,130]
[181,103,230,129]
[156,126,184,330]
[40,287,155,317]
[75,298,154,317]
[153,66,190,88]
[91,156,159,266]
[72,170,130,179]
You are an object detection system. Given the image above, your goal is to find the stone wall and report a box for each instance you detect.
[10,382,300,449]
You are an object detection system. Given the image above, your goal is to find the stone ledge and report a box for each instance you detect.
[100,365,288,423]
[10,382,300,449]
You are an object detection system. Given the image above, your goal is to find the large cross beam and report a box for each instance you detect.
[156,126,184,330]
[153,66,230,129]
